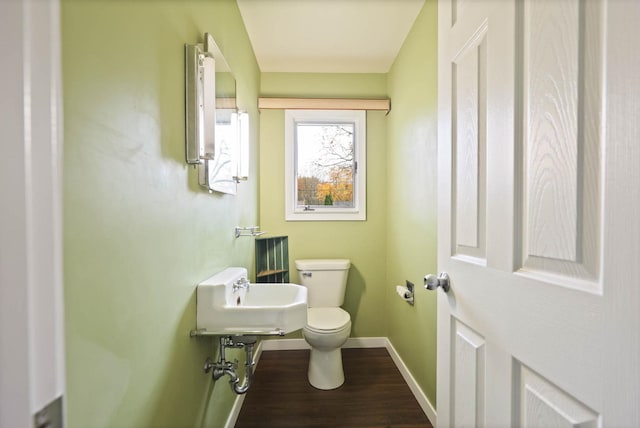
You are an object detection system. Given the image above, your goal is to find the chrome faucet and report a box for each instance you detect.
[232,277,250,293]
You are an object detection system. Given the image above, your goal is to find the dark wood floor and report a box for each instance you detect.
[235,348,433,428]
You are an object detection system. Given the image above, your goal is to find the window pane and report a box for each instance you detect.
[295,122,355,208]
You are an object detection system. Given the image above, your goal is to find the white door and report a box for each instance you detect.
[436,0,639,427]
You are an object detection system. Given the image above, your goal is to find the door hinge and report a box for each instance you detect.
[34,395,63,428]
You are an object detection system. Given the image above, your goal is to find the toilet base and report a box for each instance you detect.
[307,347,344,390]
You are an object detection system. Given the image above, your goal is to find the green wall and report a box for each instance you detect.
[258,0,439,407]
[259,73,388,338]
[62,0,260,427]
[386,0,439,406]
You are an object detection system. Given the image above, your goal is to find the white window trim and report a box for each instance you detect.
[285,109,366,221]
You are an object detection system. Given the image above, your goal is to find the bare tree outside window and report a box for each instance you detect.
[285,109,366,221]
[296,122,355,208]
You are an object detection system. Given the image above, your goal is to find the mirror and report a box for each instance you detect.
[207,36,238,195]
[185,33,241,195]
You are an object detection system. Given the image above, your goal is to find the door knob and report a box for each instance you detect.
[424,272,450,292]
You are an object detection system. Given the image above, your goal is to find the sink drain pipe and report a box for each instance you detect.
[204,335,257,395]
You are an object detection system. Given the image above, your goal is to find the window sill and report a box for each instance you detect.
[286,208,366,222]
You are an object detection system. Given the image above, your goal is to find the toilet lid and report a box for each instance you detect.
[306,307,351,332]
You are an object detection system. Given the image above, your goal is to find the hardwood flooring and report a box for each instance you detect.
[235,348,433,428]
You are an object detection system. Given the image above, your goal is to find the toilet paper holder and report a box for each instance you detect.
[396,280,415,305]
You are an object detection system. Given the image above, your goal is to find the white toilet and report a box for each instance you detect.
[295,259,351,390]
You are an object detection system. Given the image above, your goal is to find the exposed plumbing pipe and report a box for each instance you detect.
[205,335,256,395]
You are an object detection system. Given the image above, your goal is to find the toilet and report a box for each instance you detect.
[295,259,351,390]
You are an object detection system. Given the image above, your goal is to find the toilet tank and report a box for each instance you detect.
[295,259,351,307]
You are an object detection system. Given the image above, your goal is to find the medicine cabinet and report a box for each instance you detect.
[185,33,249,195]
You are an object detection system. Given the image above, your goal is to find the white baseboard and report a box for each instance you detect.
[261,338,309,351]
[259,336,389,351]
[344,336,388,348]
[385,340,437,426]
[225,337,437,427]
[225,384,246,428]
[224,341,264,428]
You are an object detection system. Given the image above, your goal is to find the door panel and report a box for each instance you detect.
[452,319,486,427]
[437,0,639,427]
[514,363,600,428]
[520,0,603,290]
[453,29,487,262]
[523,0,581,263]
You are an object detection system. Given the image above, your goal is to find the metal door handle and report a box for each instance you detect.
[424,272,450,292]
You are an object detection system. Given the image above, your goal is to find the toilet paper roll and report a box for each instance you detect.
[396,285,413,301]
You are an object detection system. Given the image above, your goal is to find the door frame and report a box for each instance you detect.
[0,0,65,426]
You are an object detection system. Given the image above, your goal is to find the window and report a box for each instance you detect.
[285,109,366,221]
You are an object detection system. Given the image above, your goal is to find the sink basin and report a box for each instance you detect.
[196,267,308,335]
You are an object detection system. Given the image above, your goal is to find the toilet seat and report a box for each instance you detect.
[305,307,351,334]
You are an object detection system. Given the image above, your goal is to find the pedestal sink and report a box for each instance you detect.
[194,267,307,336]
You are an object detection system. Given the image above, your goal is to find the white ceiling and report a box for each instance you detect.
[236,0,425,73]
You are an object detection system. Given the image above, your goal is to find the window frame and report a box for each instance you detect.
[284,109,366,221]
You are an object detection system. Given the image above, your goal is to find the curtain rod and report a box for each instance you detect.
[258,97,390,113]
